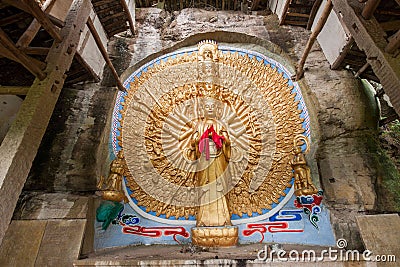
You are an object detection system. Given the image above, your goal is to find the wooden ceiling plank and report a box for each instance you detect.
[0,86,29,95]
[0,0,92,246]
[375,9,400,16]
[21,47,50,56]
[21,0,62,42]
[107,26,128,37]
[95,3,122,15]
[307,0,323,30]
[287,12,310,18]
[101,11,126,23]
[385,29,400,53]
[0,12,31,27]
[380,20,400,32]
[119,0,135,35]
[284,20,308,26]
[0,28,46,80]
[92,0,116,7]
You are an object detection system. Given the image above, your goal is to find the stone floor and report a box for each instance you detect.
[74,243,386,266]
[80,243,326,261]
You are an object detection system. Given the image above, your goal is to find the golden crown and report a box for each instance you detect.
[198,40,219,62]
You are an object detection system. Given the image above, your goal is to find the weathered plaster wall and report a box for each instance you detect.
[16,7,384,251]
[0,96,23,144]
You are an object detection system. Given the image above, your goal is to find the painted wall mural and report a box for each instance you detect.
[95,41,335,249]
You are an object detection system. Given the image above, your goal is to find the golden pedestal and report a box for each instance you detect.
[191,226,238,247]
[102,190,127,203]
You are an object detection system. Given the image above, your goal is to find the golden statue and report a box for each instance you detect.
[185,97,238,247]
[291,135,318,196]
[97,151,129,203]
[120,40,306,246]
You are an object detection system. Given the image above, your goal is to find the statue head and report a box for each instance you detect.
[203,49,212,60]
[204,97,218,118]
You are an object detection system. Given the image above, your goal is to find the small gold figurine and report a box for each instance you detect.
[97,151,129,203]
[291,135,318,196]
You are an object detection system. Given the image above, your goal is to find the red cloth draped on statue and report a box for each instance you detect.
[198,125,225,160]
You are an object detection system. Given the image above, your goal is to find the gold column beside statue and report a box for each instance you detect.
[291,135,318,196]
[97,151,129,203]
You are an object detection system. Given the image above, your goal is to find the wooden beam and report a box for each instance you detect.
[379,112,399,126]
[0,0,92,246]
[21,0,62,42]
[380,20,400,32]
[354,62,370,78]
[95,3,121,15]
[251,0,260,11]
[0,12,31,27]
[385,29,400,54]
[108,26,129,37]
[16,20,42,48]
[375,9,400,16]
[343,58,367,66]
[3,0,64,29]
[332,0,400,116]
[331,36,355,69]
[21,47,50,56]
[86,17,125,91]
[287,12,310,18]
[279,0,291,25]
[361,0,381,19]
[101,11,126,23]
[0,44,47,69]
[284,20,308,26]
[296,0,333,80]
[16,0,57,49]
[0,28,46,80]
[307,0,322,30]
[119,0,135,35]
[92,0,115,7]
[0,86,29,95]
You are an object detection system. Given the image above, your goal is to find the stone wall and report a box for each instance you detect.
[16,7,388,251]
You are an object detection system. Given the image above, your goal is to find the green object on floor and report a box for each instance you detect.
[96,201,124,230]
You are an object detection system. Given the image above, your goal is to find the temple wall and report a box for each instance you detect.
[13,7,383,252]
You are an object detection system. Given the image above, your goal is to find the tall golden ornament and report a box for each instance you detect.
[97,151,129,203]
[291,135,318,196]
